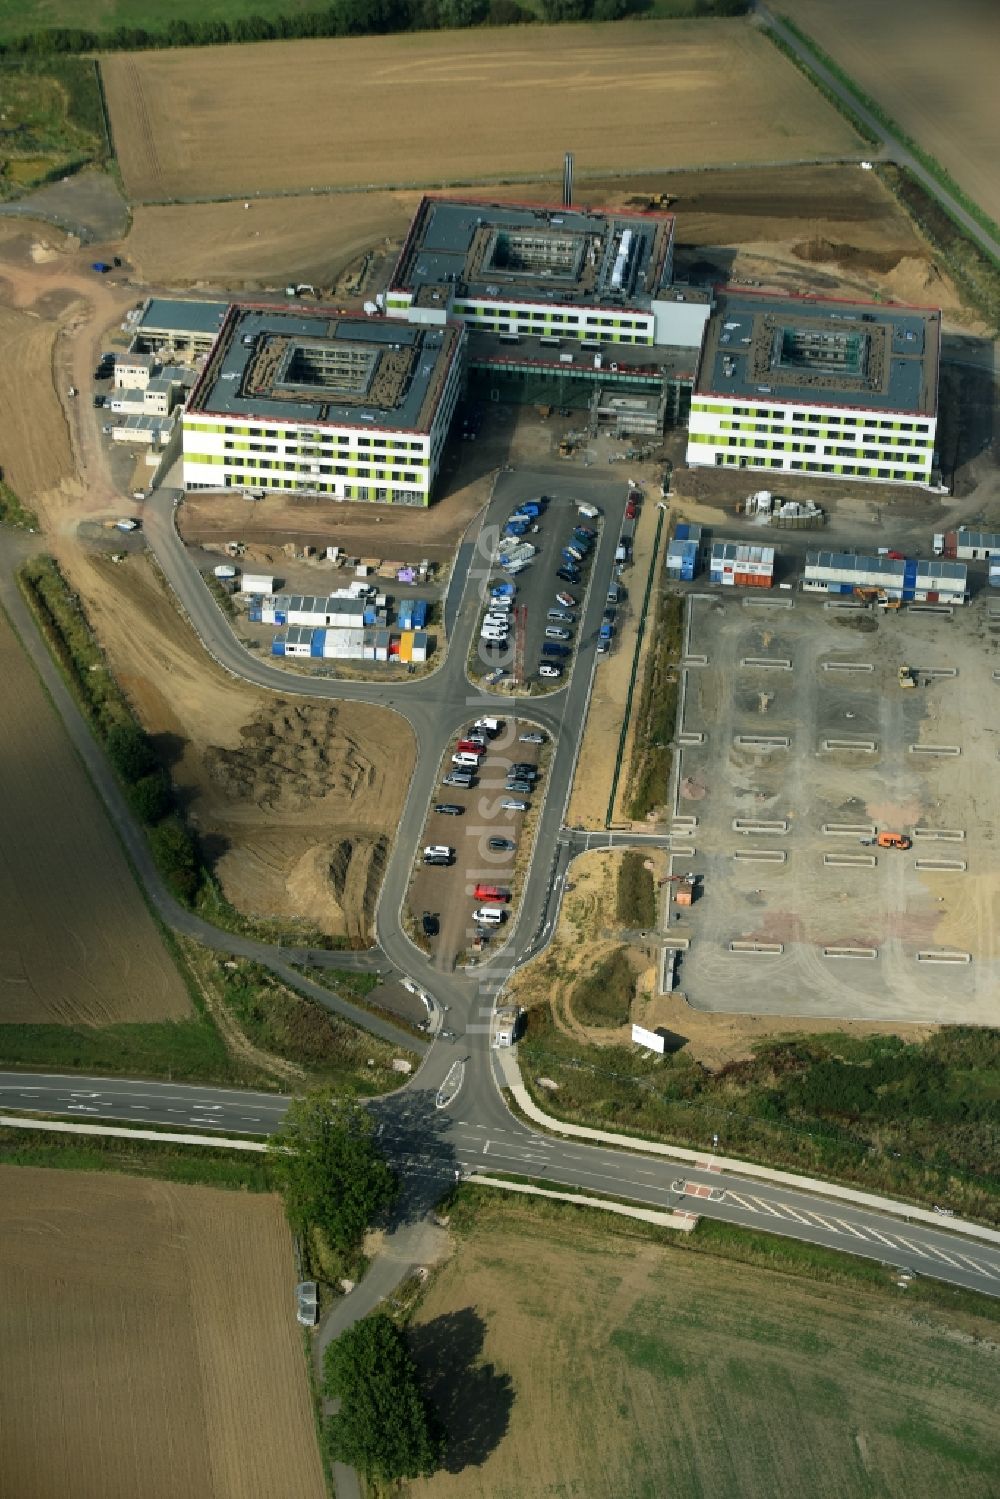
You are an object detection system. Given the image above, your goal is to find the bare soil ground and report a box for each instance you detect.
[101,21,862,203]
[405,1195,1000,1499]
[0,1166,326,1499]
[74,552,412,941]
[0,601,189,1024]
[507,850,934,1068]
[781,0,1000,226]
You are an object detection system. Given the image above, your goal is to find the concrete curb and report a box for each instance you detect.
[0,1115,267,1151]
[497,1053,1000,1247]
[466,1172,698,1230]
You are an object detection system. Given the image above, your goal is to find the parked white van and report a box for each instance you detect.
[452,752,481,768]
[473,906,505,925]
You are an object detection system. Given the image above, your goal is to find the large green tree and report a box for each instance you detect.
[325,1313,444,1480]
[268,1090,397,1252]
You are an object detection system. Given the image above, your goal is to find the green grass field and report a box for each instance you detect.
[405,1190,1000,1499]
[0,57,108,198]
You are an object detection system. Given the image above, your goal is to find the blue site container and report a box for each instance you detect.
[271,639,286,657]
[675,523,690,542]
[311,628,325,658]
[411,599,428,629]
[363,606,377,626]
[248,608,262,623]
[273,610,287,626]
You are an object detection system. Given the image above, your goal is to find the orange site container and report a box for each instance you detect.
[398,630,414,664]
[734,571,772,588]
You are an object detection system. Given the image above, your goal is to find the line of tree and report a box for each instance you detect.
[0,0,748,60]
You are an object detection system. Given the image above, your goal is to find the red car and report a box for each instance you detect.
[456,740,485,756]
[473,884,510,902]
[886,550,906,561]
[625,500,638,520]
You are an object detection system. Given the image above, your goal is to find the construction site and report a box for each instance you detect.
[667,588,1000,1025]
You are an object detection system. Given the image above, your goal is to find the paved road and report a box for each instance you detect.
[755,5,1000,266]
[4,1066,998,1298]
[9,452,1000,1309]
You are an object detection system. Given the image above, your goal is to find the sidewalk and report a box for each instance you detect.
[497,1050,1000,1248]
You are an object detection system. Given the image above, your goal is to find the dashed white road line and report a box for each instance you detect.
[950,1251,996,1278]
[748,1196,788,1219]
[923,1242,968,1269]
[893,1235,930,1259]
[862,1226,898,1248]
[775,1203,815,1226]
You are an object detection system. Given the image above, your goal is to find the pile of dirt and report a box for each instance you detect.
[204,701,377,810]
[791,237,906,274]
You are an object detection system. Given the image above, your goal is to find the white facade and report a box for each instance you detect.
[183,331,463,508]
[803,551,966,603]
[388,289,659,346]
[115,356,155,391]
[687,395,936,486]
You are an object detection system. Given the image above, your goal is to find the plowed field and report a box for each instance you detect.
[782,0,1000,225]
[0,600,189,1023]
[102,20,862,202]
[0,1166,326,1499]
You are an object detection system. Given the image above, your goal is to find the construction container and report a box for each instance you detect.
[804,551,967,604]
[398,630,414,665]
[674,878,695,907]
[952,529,1000,561]
[710,541,774,588]
[411,630,428,663]
[241,573,275,595]
[411,599,429,630]
[213,564,237,580]
[666,539,698,582]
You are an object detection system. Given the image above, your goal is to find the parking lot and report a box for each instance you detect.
[467,472,627,692]
[407,716,551,968]
[671,591,1000,1024]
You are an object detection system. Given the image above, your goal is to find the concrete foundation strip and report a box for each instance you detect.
[908,744,961,756]
[728,940,784,954]
[822,661,874,672]
[913,827,965,841]
[993,671,1000,682]
[740,656,792,669]
[824,599,866,611]
[682,654,708,667]
[743,596,794,609]
[671,846,696,856]
[921,667,958,678]
[909,604,954,615]
[823,853,877,868]
[671,815,698,829]
[916,950,972,964]
[733,849,786,863]
[822,822,876,836]
[914,859,967,872]
[823,946,878,959]
[677,730,705,745]
[732,818,788,833]
[822,738,878,752]
[734,734,790,749]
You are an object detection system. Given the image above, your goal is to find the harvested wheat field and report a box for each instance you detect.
[102,20,862,203]
[0,1166,325,1499]
[75,553,412,940]
[405,1193,1000,1499]
[782,0,1000,226]
[0,301,72,501]
[0,601,189,1024]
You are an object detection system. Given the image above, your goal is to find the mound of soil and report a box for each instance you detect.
[205,701,376,810]
[791,237,906,275]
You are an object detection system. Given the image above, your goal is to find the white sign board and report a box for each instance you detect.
[632,1023,666,1055]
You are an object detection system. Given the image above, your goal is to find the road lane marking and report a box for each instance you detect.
[859,1226,896,1247]
[483,1140,490,1155]
[893,1236,930,1259]
[832,1218,869,1239]
[773,1203,815,1226]
[747,1196,787,1218]
[922,1243,967,1269]
[805,1214,841,1233]
[950,1251,996,1278]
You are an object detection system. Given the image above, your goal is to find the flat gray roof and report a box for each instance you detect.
[392,197,674,311]
[807,551,965,580]
[697,291,940,416]
[139,298,229,337]
[188,305,462,433]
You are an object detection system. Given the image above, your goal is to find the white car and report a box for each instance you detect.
[538,664,562,679]
[473,906,505,925]
[484,613,511,628]
[545,626,571,641]
[500,798,528,812]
